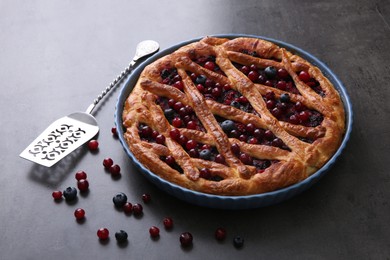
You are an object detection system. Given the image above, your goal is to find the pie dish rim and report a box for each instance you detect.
[114,34,353,209]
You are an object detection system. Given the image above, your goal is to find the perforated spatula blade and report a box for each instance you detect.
[20,40,159,167]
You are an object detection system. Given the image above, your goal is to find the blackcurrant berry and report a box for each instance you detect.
[63,187,77,201]
[113,192,128,208]
[115,230,128,242]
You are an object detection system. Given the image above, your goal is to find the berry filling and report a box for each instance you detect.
[169,128,226,165]
[138,123,167,144]
[187,72,256,114]
[160,68,184,91]
[263,91,324,127]
[298,70,325,97]
[190,55,225,75]
[234,63,300,95]
[159,155,184,174]
[156,97,205,131]
[216,116,290,150]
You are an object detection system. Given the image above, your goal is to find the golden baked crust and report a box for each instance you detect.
[122,37,345,196]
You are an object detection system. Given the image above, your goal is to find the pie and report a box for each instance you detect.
[122,36,345,196]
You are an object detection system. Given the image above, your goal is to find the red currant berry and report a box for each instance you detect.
[204,61,216,71]
[178,135,188,146]
[75,170,87,181]
[199,168,211,179]
[88,140,99,151]
[109,164,121,176]
[151,130,159,139]
[155,134,166,145]
[223,84,231,90]
[196,84,205,93]
[214,154,225,164]
[52,191,63,200]
[97,228,109,240]
[74,208,85,220]
[163,217,174,229]
[173,81,184,91]
[185,140,197,150]
[215,227,227,241]
[180,232,193,247]
[298,71,311,82]
[187,121,197,130]
[132,203,143,216]
[149,226,160,238]
[103,158,114,169]
[111,127,118,137]
[123,202,133,214]
[277,68,289,79]
[165,155,175,166]
[77,179,89,192]
[169,128,180,140]
[231,143,240,155]
[298,111,310,122]
[172,117,183,128]
[248,70,259,82]
[142,193,151,203]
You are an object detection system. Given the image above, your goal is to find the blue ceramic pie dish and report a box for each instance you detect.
[115,34,353,210]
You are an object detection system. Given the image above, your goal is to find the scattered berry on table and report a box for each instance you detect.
[115,230,128,242]
[233,236,244,248]
[109,164,121,176]
[88,140,99,151]
[74,208,85,220]
[97,228,109,240]
[111,127,118,137]
[180,232,193,247]
[132,203,143,216]
[112,192,128,208]
[163,217,174,229]
[149,226,160,238]
[103,158,114,169]
[123,202,133,214]
[215,227,227,241]
[142,193,151,203]
[52,191,63,200]
[77,179,89,192]
[75,170,87,181]
[63,187,77,201]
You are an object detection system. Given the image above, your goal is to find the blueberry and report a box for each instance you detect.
[164,108,175,119]
[230,100,241,109]
[264,66,277,79]
[113,192,128,208]
[195,75,207,85]
[233,236,244,248]
[221,120,236,133]
[161,69,170,79]
[199,149,212,160]
[63,187,77,201]
[280,93,290,103]
[115,230,128,243]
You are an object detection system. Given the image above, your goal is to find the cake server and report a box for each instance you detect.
[20,40,159,167]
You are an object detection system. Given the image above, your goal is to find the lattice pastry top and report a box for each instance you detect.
[122,37,345,196]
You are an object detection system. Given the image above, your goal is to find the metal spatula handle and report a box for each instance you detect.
[86,40,160,114]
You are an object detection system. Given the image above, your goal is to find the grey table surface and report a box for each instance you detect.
[1,0,389,259]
